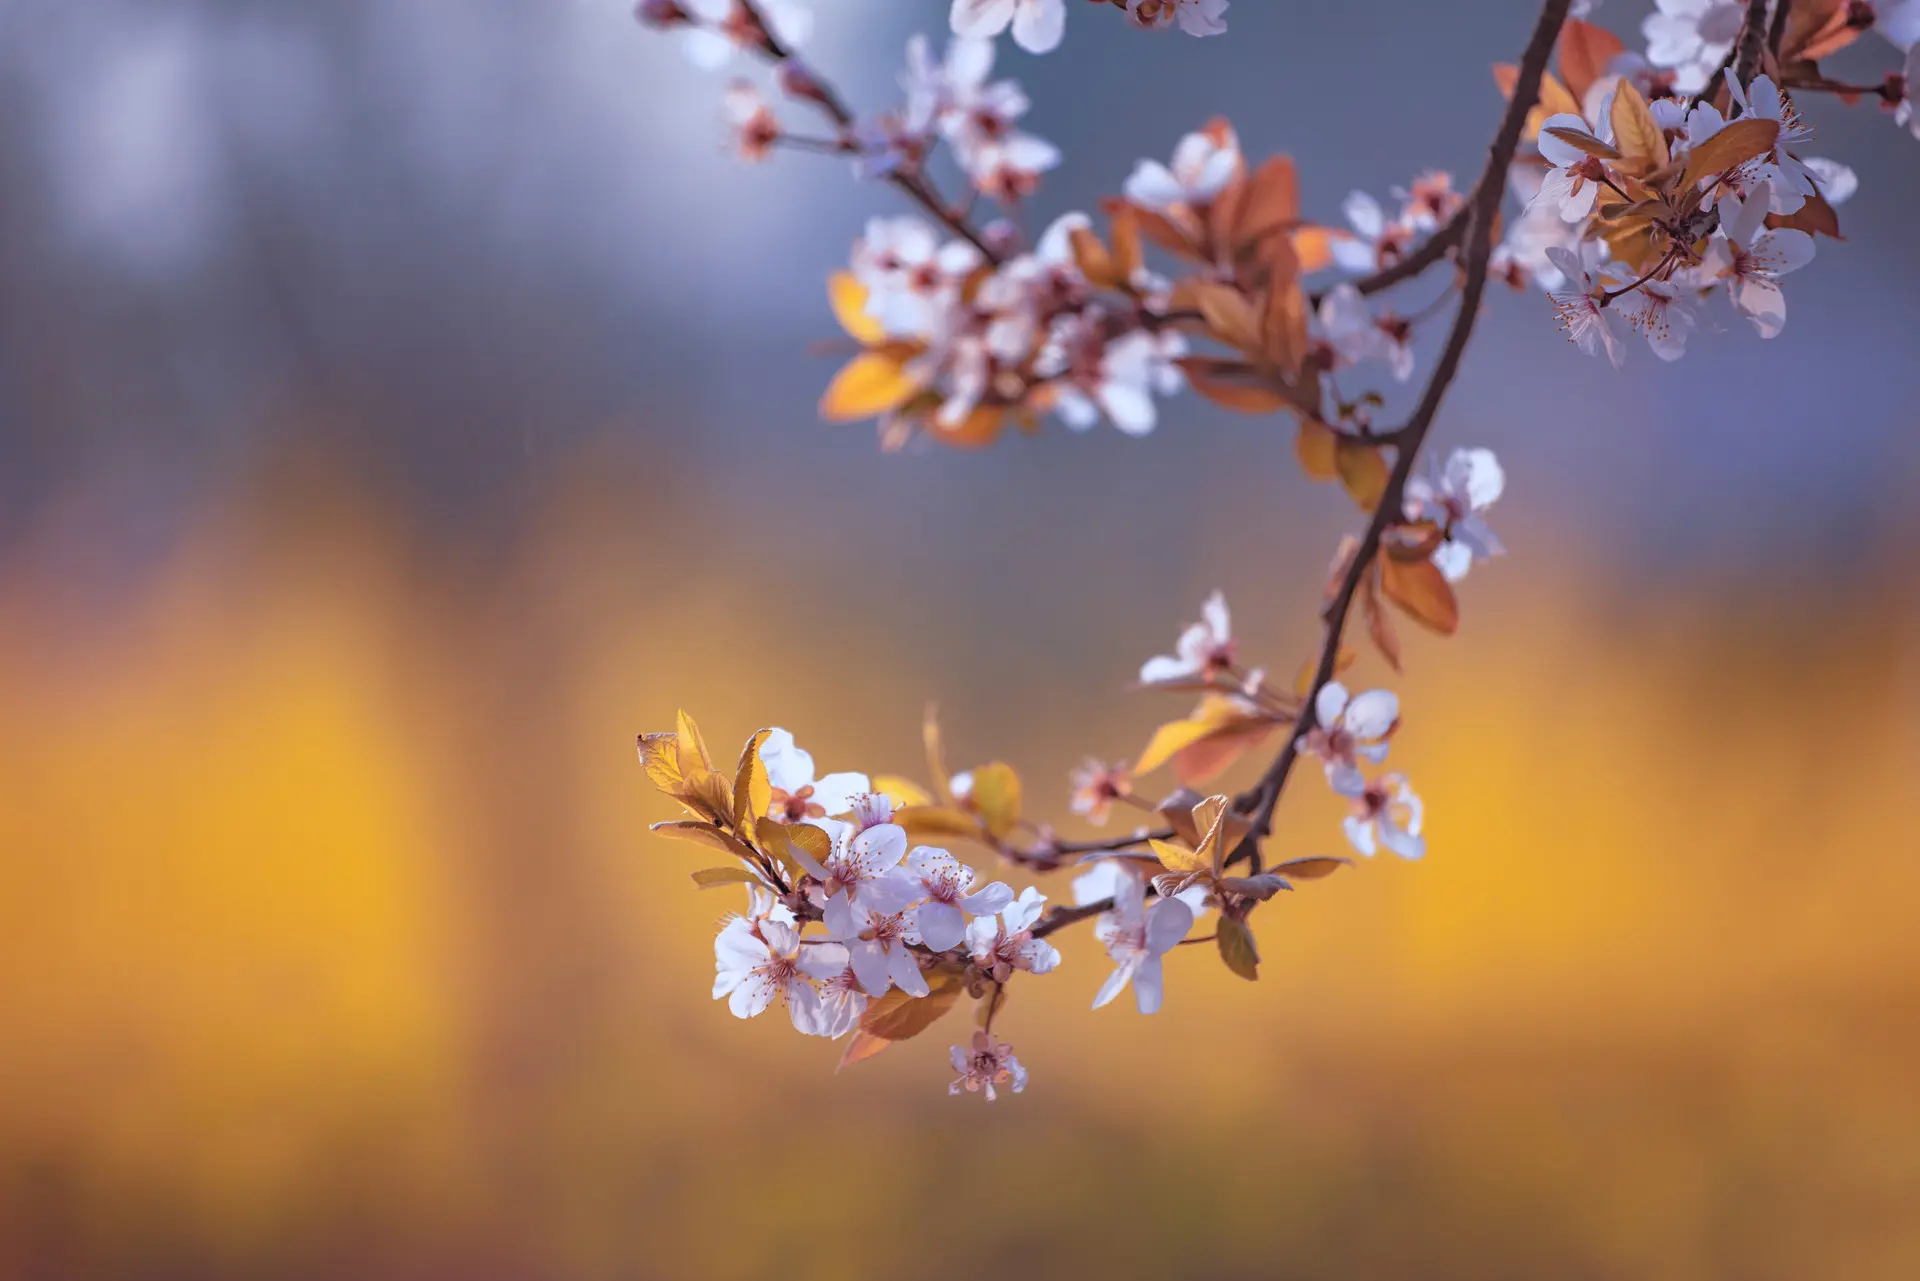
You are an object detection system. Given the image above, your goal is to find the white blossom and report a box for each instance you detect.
[951,0,1067,54]
[1343,773,1425,860]
[1546,246,1628,368]
[1403,447,1507,582]
[1123,126,1240,213]
[760,727,870,822]
[906,846,1014,952]
[792,810,920,936]
[1642,0,1744,94]
[1701,181,1814,339]
[713,915,842,1027]
[965,886,1062,982]
[1138,590,1234,686]
[1125,0,1230,37]
[1302,682,1398,797]
[1090,863,1195,1013]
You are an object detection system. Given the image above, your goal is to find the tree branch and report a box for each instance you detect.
[1233,0,1574,845]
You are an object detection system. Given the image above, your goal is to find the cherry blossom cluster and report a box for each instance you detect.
[1503,0,1920,365]
[628,0,1911,1099]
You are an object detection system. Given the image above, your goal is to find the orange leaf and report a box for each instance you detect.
[1262,276,1309,375]
[1493,64,1581,141]
[1380,554,1460,636]
[1231,155,1302,244]
[1291,225,1336,274]
[925,405,1007,449]
[1190,281,1265,354]
[852,968,965,1048]
[1680,118,1779,190]
[1109,203,1145,281]
[820,352,917,422]
[1557,18,1625,105]
[1765,192,1843,240]
[1362,569,1403,671]
[1178,357,1294,414]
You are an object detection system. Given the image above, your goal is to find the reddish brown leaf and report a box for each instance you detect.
[1380,554,1461,636]
[1766,191,1843,240]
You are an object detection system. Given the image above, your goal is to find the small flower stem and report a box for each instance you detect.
[1599,253,1676,306]
[733,0,1003,263]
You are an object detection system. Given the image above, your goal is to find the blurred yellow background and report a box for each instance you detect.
[3,445,1917,1279]
[6,0,1920,1277]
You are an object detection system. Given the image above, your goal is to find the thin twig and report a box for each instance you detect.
[1309,206,1470,309]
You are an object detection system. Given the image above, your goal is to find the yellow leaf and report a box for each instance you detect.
[871,774,933,807]
[651,820,759,863]
[691,866,765,890]
[675,709,714,774]
[820,352,918,422]
[733,729,772,835]
[1609,79,1668,174]
[1135,696,1276,786]
[923,703,952,805]
[897,805,984,841]
[1150,838,1210,877]
[678,768,734,825]
[1217,916,1260,980]
[1680,118,1780,191]
[967,762,1022,840]
[1335,438,1390,510]
[636,731,684,795]
[827,271,885,345]
[1380,554,1461,636]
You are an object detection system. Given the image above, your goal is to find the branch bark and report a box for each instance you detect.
[1233,0,1574,846]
